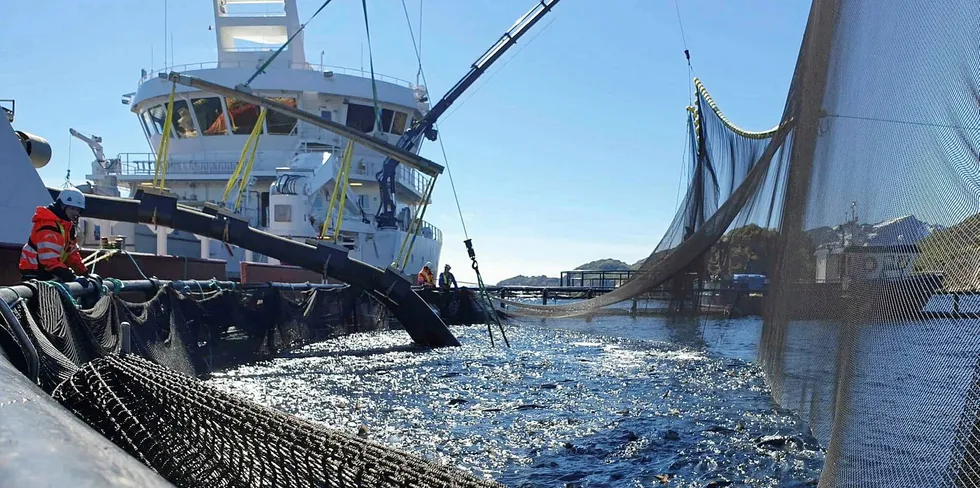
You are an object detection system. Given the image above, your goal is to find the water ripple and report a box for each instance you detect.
[207,324,823,486]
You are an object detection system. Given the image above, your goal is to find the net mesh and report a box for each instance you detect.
[52,354,499,488]
[495,0,980,484]
[0,282,495,487]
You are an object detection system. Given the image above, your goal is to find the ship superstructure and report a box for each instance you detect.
[85,0,441,277]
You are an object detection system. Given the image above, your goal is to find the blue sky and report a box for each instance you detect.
[0,0,810,283]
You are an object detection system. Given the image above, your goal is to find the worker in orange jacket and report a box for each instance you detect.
[19,188,92,286]
[417,261,435,288]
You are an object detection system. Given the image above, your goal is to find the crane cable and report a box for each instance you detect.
[319,139,356,240]
[360,0,383,133]
[244,0,335,86]
[399,0,508,347]
[152,82,178,190]
[221,107,268,212]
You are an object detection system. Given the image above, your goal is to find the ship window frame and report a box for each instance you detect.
[345,102,376,133]
[139,111,155,137]
[146,104,172,137]
[192,96,229,137]
[390,111,408,135]
[168,98,199,139]
[266,97,299,135]
[224,97,265,135]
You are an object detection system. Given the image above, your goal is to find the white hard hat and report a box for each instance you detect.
[57,187,86,210]
[425,261,432,268]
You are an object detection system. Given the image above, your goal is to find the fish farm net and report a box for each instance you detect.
[52,354,499,488]
[498,0,980,484]
[0,281,499,487]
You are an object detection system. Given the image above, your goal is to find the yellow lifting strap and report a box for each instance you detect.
[221,107,268,212]
[319,139,356,240]
[395,174,437,270]
[152,82,178,190]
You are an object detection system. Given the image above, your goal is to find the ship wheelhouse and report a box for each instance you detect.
[84,0,443,277]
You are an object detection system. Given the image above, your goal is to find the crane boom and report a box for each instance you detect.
[69,128,106,163]
[374,0,561,228]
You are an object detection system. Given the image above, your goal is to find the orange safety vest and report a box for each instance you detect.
[417,267,434,286]
[19,206,87,277]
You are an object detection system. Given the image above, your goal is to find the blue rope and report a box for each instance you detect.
[360,0,383,132]
[45,281,80,308]
[123,251,149,280]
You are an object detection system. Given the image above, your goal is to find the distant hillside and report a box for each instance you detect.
[914,213,980,291]
[496,275,560,287]
[496,258,633,287]
[807,214,941,249]
[574,259,631,271]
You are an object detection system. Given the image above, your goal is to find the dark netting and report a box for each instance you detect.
[52,354,501,488]
[0,281,491,486]
[498,76,795,318]
[176,285,391,367]
[486,0,980,483]
[760,0,980,485]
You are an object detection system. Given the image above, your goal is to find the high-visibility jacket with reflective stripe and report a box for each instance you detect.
[19,206,87,276]
[417,267,434,286]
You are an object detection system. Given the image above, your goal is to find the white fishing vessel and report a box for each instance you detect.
[82,0,441,278]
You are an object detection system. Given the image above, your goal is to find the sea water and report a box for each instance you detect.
[206,311,825,487]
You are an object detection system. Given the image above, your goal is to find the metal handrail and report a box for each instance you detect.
[142,61,415,88]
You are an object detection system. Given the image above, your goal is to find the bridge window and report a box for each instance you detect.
[147,105,170,136]
[346,103,376,133]
[266,97,298,135]
[139,111,156,136]
[378,109,409,135]
[168,100,199,138]
[391,111,407,135]
[224,97,264,135]
[193,97,227,136]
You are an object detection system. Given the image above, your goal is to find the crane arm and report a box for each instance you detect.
[374,0,561,228]
[69,128,106,163]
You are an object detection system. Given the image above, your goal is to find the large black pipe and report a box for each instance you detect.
[0,278,346,304]
[48,188,459,347]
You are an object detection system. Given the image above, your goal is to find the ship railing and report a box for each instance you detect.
[416,220,443,243]
[104,154,243,176]
[339,158,427,197]
[142,62,415,88]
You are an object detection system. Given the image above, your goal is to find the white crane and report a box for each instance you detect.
[69,128,106,164]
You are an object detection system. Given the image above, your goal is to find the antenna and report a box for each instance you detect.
[164,0,168,68]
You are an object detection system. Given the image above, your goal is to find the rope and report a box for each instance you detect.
[397,0,505,348]
[360,0,383,133]
[46,280,80,308]
[65,133,73,188]
[244,0,335,86]
[153,82,178,190]
[106,278,124,292]
[123,251,150,280]
[694,78,780,139]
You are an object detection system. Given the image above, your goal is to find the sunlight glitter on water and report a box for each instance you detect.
[207,319,823,487]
